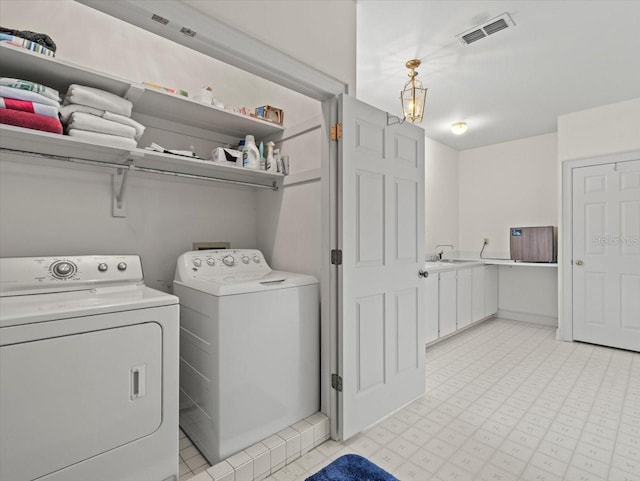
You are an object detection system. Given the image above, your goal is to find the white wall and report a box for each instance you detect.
[184,0,357,94]
[558,97,640,162]
[425,137,458,258]
[458,133,558,258]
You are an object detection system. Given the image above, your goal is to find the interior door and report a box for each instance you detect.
[338,94,425,440]
[572,159,640,352]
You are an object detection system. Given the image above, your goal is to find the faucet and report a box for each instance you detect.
[434,244,454,260]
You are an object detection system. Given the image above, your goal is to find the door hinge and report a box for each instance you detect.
[331,373,343,392]
[331,249,343,265]
[330,123,342,141]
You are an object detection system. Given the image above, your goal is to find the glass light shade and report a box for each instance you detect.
[451,122,468,135]
[401,77,427,123]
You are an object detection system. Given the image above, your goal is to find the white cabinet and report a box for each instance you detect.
[425,263,498,345]
[456,268,472,328]
[484,265,498,317]
[424,272,439,344]
[472,266,486,322]
[438,270,457,337]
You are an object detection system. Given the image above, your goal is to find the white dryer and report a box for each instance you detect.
[0,255,179,481]
[174,249,319,465]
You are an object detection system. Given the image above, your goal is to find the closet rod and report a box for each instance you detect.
[135,166,279,191]
[1,147,130,170]
[1,147,279,191]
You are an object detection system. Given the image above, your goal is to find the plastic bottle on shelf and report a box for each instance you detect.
[266,141,278,173]
[242,135,260,169]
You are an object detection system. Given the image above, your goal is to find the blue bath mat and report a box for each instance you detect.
[305,454,400,481]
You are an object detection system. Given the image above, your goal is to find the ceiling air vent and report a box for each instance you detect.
[456,13,515,46]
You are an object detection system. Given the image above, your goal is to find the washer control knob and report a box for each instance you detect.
[117,262,128,271]
[52,261,75,278]
[241,255,250,264]
[252,255,260,263]
[193,258,202,267]
[98,263,108,272]
[206,258,215,266]
[223,255,235,266]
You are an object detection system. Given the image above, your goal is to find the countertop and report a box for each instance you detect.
[424,258,558,272]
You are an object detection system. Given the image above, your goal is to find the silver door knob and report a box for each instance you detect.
[575,259,584,266]
[418,270,429,278]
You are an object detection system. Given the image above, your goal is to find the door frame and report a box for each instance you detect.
[559,149,640,342]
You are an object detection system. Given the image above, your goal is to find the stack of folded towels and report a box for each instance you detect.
[0,77,63,134]
[61,84,145,150]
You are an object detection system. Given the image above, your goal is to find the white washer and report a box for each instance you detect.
[174,249,319,464]
[0,255,179,481]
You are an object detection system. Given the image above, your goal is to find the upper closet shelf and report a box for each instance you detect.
[0,44,284,139]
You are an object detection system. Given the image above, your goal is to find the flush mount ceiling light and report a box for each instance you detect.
[400,59,428,124]
[451,122,468,135]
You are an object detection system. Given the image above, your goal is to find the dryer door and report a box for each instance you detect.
[0,322,162,481]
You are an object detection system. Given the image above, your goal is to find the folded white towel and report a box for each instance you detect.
[64,84,132,117]
[67,129,138,150]
[68,112,136,139]
[0,85,60,108]
[0,78,60,102]
[59,104,145,140]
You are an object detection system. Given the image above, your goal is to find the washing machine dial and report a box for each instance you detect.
[51,260,76,279]
[98,263,108,272]
[252,255,261,263]
[206,258,215,266]
[117,262,128,271]
[193,258,202,267]
[241,255,250,264]
[223,255,235,266]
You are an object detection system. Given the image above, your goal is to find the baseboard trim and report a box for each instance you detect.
[497,309,558,327]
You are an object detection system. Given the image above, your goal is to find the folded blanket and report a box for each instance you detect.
[0,85,60,108]
[64,84,132,117]
[0,78,60,102]
[0,97,59,119]
[60,104,145,140]
[0,33,55,57]
[0,109,62,134]
[67,111,136,139]
[67,129,137,150]
[0,27,56,52]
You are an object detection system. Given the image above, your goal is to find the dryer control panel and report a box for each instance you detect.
[176,249,271,279]
[0,255,144,296]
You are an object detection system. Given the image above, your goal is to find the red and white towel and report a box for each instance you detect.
[0,97,59,119]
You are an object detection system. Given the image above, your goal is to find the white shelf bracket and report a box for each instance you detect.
[112,164,133,218]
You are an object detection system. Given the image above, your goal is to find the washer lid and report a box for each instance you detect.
[175,270,318,296]
[0,285,177,328]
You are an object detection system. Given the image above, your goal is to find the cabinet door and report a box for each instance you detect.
[424,272,439,344]
[439,271,457,337]
[471,266,485,323]
[485,265,498,317]
[456,268,472,328]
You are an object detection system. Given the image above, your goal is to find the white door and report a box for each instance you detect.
[424,272,439,344]
[471,266,485,323]
[338,94,425,439]
[572,160,640,352]
[439,271,457,337]
[456,268,472,328]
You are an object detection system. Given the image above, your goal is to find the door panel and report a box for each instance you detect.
[0,323,162,481]
[457,268,472,328]
[573,160,640,351]
[438,271,457,337]
[339,94,425,439]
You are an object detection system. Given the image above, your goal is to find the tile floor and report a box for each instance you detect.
[185,318,640,481]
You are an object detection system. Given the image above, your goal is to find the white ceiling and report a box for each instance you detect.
[356,1,640,150]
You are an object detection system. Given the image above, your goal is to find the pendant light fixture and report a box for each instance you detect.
[400,59,427,123]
